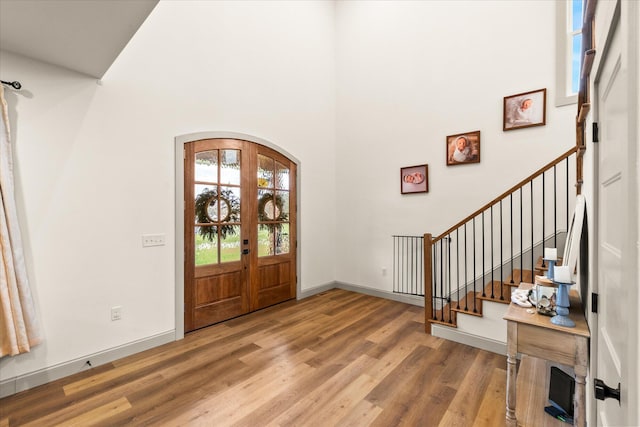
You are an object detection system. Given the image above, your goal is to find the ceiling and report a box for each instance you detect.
[0,0,158,78]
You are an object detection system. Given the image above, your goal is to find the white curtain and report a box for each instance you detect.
[0,84,42,357]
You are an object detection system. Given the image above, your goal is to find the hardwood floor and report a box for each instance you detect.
[0,289,507,426]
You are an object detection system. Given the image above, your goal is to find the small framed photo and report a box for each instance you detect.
[401,164,428,194]
[503,88,546,131]
[446,130,480,166]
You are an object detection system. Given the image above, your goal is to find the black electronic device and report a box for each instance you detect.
[548,366,575,417]
[544,405,573,424]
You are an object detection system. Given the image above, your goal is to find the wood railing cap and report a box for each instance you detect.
[433,146,578,243]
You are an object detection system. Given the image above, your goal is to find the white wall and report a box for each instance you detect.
[0,0,336,382]
[1,0,579,389]
[334,1,575,291]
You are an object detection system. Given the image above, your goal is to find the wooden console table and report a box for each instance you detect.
[504,284,590,427]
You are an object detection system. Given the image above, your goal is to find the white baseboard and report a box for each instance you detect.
[0,330,175,398]
[300,281,425,306]
[334,281,425,307]
[298,282,336,299]
[431,324,506,355]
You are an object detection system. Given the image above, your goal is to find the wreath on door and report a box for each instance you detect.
[257,192,288,228]
[195,188,240,240]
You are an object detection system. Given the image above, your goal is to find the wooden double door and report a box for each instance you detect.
[184,138,297,332]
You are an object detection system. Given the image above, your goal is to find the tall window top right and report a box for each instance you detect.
[556,0,584,106]
[570,0,584,94]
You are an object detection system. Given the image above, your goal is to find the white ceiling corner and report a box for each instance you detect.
[0,0,158,79]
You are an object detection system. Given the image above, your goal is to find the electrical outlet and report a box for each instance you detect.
[111,306,122,321]
[142,233,165,247]
[382,267,387,276]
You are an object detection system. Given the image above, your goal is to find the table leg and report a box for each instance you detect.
[574,371,586,427]
[506,322,517,426]
[574,337,588,426]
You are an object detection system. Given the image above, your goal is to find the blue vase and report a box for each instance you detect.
[551,282,575,327]
[546,259,556,281]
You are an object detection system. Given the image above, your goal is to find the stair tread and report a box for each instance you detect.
[451,291,483,316]
[428,304,457,327]
[429,318,458,328]
[476,280,512,303]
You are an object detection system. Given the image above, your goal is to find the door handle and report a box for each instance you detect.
[242,249,250,255]
[594,378,621,403]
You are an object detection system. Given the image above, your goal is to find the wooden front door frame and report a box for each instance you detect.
[174,131,301,340]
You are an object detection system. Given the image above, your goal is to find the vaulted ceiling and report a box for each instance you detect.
[0,0,158,78]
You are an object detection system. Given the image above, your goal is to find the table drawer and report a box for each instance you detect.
[517,323,577,366]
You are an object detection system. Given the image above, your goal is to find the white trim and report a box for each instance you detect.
[298,282,336,299]
[298,281,426,307]
[334,281,425,307]
[174,140,185,340]
[174,131,302,339]
[299,281,425,307]
[622,0,639,422]
[0,330,175,398]
[431,324,507,355]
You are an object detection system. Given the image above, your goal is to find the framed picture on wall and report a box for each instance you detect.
[503,88,547,131]
[446,130,481,166]
[401,164,428,194]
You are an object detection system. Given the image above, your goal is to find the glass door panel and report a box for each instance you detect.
[258,224,274,257]
[220,149,241,185]
[195,150,218,182]
[258,154,274,188]
[276,223,290,255]
[276,190,289,217]
[195,225,218,266]
[193,150,242,265]
[256,154,290,258]
[275,161,290,190]
[220,224,241,262]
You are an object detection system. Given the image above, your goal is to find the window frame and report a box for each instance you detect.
[555,0,582,106]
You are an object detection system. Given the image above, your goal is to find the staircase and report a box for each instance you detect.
[424,147,579,333]
[430,261,543,329]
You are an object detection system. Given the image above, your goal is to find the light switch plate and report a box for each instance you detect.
[142,233,165,247]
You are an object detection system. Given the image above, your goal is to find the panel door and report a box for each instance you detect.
[251,145,297,311]
[594,11,636,425]
[185,139,250,332]
[185,139,297,332]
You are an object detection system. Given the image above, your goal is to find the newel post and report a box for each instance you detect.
[424,233,433,334]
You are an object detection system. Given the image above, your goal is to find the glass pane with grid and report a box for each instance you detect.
[194,149,243,265]
[220,149,241,185]
[195,226,218,266]
[195,150,218,183]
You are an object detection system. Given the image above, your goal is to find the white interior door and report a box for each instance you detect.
[593,6,638,425]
